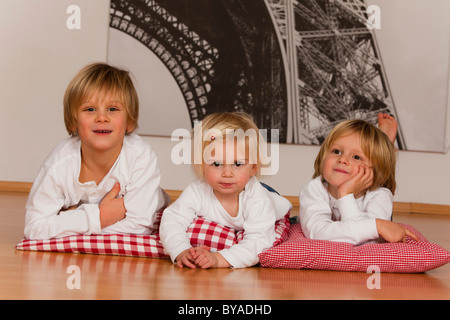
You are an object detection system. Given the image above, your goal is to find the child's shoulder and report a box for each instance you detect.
[303,176,327,191]
[365,187,393,202]
[300,176,328,199]
[123,133,151,150]
[174,179,211,204]
[43,136,80,167]
[122,133,156,158]
[242,177,276,201]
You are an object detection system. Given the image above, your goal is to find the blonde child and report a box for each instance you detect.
[299,119,419,245]
[160,112,292,269]
[24,63,170,240]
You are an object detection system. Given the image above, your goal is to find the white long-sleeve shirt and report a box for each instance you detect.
[160,177,292,268]
[24,133,170,240]
[299,176,393,245]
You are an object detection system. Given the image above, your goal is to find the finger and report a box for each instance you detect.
[106,183,121,199]
[181,256,197,269]
[194,253,207,267]
[197,245,211,252]
[362,166,374,188]
[405,229,420,242]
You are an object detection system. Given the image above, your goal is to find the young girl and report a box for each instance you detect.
[24,63,170,240]
[299,119,419,245]
[160,112,292,269]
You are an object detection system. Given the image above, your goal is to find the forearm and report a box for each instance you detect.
[25,204,102,240]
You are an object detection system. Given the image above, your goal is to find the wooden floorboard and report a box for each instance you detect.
[1,191,449,300]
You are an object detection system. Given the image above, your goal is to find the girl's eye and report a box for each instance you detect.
[234,161,245,167]
[84,107,95,112]
[353,155,362,161]
[212,162,222,167]
[332,149,341,155]
[108,106,120,112]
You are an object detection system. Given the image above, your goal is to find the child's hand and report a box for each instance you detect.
[175,248,198,269]
[175,246,232,269]
[188,246,218,269]
[192,246,231,269]
[376,219,420,243]
[99,183,126,228]
[338,164,373,198]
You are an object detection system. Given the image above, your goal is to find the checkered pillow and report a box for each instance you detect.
[189,212,290,251]
[258,223,450,273]
[16,213,290,258]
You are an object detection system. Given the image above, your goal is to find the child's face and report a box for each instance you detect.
[74,90,133,156]
[322,131,371,197]
[202,138,257,199]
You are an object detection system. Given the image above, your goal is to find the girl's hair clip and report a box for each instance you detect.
[210,135,215,141]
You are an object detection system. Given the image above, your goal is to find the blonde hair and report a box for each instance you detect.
[63,62,139,135]
[313,119,397,194]
[192,112,263,179]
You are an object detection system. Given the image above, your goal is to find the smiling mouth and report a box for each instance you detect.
[93,130,112,134]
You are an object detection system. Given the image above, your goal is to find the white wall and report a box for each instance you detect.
[144,135,450,206]
[1,1,450,206]
[0,0,110,181]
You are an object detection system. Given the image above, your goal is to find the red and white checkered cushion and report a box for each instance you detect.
[258,223,450,273]
[16,213,290,259]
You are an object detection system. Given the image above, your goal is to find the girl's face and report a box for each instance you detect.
[74,90,133,156]
[202,138,257,200]
[322,131,371,197]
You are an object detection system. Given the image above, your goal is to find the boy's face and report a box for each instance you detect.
[74,90,133,156]
[322,131,371,198]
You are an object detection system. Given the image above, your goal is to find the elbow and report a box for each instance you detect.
[24,222,47,240]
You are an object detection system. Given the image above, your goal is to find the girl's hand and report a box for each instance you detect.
[189,246,232,269]
[175,248,198,269]
[376,219,420,243]
[337,165,373,198]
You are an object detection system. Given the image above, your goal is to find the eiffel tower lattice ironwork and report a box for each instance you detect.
[110,0,288,143]
[110,0,219,122]
[266,0,405,149]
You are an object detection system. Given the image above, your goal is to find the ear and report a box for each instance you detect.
[69,124,78,136]
[250,164,257,176]
[126,123,135,134]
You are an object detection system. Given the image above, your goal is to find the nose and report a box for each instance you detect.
[221,165,234,177]
[95,109,109,122]
[337,155,349,165]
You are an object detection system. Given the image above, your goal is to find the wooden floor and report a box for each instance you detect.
[1,191,450,300]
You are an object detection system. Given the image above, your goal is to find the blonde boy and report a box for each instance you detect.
[24,63,170,239]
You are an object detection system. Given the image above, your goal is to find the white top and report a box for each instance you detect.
[159,177,292,268]
[299,176,393,245]
[24,133,170,240]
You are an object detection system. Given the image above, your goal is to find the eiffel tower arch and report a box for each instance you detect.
[266,0,405,149]
[110,0,288,142]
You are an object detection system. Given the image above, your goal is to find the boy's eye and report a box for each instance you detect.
[234,161,245,167]
[212,162,222,167]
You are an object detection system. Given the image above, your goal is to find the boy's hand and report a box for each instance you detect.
[338,164,373,198]
[99,183,126,228]
[376,219,420,243]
